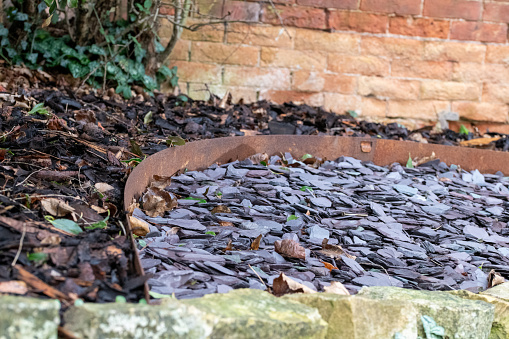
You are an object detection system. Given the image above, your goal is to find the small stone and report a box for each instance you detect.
[308,225,329,240]
[310,197,332,208]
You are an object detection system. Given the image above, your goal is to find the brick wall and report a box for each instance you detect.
[159,0,509,129]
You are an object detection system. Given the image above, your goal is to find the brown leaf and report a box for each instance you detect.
[251,234,262,250]
[41,198,75,217]
[94,182,115,193]
[149,175,172,190]
[129,216,150,237]
[274,239,306,260]
[142,187,178,217]
[40,235,61,246]
[272,273,316,297]
[323,281,350,295]
[248,152,269,165]
[488,269,506,288]
[321,260,338,271]
[15,265,72,303]
[218,221,234,227]
[223,239,233,252]
[460,137,501,147]
[320,238,356,260]
[211,205,231,214]
[0,280,28,295]
[413,152,436,166]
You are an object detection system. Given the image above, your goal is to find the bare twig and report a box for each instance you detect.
[11,223,26,266]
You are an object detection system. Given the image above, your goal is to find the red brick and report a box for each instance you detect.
[387,100,449,119]
[259,90,324,106]
[452,102,508,123]
[450,22,507,43]
[358,77,420,100]
[261,47,327,70]
[453,63,509,84]
[423,41,485,63]
[168,61,222,84]
[295,29,359,53]
[389,17,449,39]
[486,45,509,64]
[292,71,356,93]
[227,23,295,48]
[328,11,388,33]
[360,0,421,15]
[261,4,326,29]
[484,3,509,23]
[296,0,358,9]
[361,98,387,117]
[391,59,452,80]
[204,1,260,22]
[159,4,175,15]
[423,0,481,20]
[328,54,390,76]
[361,36,423,60]
[191,42,259,66]
[223,67,291,89]
[323,94,362,114]
[482,83,509,103]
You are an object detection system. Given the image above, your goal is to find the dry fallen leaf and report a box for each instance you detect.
[320,239,356,260]
[274,239,306,260]
[95,182,115,193]
[272,273,316,297]
[488,269,506,288]
[251,234,262,250]
[321,260,338,272]
[218,221,234,227]
[211,205,231,214]
[40,235,61,246]
[142,187,178,217]
[323,281,350,295]
[460,137,501,147]
[129,216,150,237]
[0,280,28,295]
[149,175,172,190]
[413,152,436,166]
[248,152,269,165]
[223,239,233,252]
[41,198,75,217]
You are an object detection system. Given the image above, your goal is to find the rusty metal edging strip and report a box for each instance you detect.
[124,135,509,300]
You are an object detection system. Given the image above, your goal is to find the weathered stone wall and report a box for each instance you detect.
[7,284,509,339]
[159,0,509,130]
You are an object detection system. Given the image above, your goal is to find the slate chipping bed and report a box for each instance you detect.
[132,153,509,299]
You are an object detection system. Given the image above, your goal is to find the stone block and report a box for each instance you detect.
[358,286,494,339]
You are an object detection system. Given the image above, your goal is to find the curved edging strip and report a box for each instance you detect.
[124,135,509,298]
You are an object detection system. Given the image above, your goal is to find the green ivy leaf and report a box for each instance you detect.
[459,124,469,136]
[301,154,313,160]
[0,26,7,37]
[45,215,83,235]
[183,197,207,204]
[85,212,109,230]
[154,39,165,53]
[300,186,313,192]
[144,0,152,9]
[27,252,48,264]
[205,231,216,236]
[116,84,132,99]
[26,53,38,64]
[166,135,186,147]
[287,215,298,222]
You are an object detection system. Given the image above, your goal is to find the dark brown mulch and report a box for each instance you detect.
[0,65,508,309]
